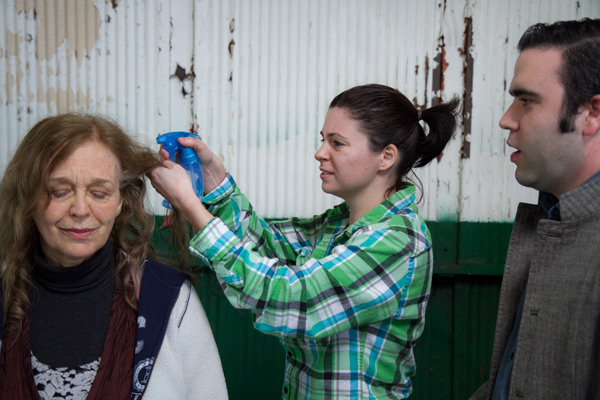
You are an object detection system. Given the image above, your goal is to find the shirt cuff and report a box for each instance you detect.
[189,217,239,265]
[202,173,236,205]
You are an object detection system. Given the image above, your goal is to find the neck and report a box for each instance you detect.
[34,241,115,293]
[347,191,387,225]
[345,174,396,225]
[566,132,600,194]
[554,155,600,198]
[31,240,116,368]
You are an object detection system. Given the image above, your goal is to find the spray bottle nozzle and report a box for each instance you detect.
[156,131,199,162]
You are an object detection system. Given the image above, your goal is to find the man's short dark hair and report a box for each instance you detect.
[518,18,600,132]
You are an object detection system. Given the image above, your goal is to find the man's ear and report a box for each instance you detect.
[582,94,600,137]
[380,144,398,171]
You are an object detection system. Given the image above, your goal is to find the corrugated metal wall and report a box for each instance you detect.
[4,3,600,398]
[2,0,600,222]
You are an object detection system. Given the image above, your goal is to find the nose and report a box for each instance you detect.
[314,143,328,161]
[499,102,518,132]
[70,193,91,217]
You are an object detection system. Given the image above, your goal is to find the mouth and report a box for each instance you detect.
[319,169,333,179]
[510,150,521,163]
[506,140,520,163]
[61,228,96,239]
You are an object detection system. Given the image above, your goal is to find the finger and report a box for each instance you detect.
[147,163,174,184]
[159,158,178,169]
[159,148,170,160]
[178,136,204,152]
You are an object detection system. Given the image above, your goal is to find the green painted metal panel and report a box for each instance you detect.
[412,275,455,398]
[431,222,512,276]
[150,218,512,399]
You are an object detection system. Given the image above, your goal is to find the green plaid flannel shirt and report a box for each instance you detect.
[190,174,432,399]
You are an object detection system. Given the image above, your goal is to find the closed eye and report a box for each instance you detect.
[49,185,71,198]
[51,190,69,199]
[91,191,110,199]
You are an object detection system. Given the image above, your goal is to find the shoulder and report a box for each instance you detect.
[142,258,190,290]
[168,281,208,332]
[343,211,431,260]
[513,202,545,230]
[136,259,191,332]
[372,213,431,254]
[140,260,203,325]
[351,193,430,256]
[143,282,228,399]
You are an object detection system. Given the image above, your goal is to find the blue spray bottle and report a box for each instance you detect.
[156,131,204,209]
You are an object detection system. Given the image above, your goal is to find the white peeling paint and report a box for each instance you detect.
[1,0,599,220]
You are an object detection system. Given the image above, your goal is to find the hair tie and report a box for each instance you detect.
[417,107,422,120]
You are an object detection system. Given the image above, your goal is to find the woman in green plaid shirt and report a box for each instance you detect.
[150,84,459,399]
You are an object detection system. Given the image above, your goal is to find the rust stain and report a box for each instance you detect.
[431,0,448,109]
[172,64,195,96]
[461,16,474,159]
[432,35,447,106]
[436,151,444,163]
[174,64,193,81]
[228,39,235,58]
[228,19,235,83]
[423,55,429,111]
[414,55,437,160]
[413,57,430,110]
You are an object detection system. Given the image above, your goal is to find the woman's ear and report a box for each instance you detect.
[380,144,398,171]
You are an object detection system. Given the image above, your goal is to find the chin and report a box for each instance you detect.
[321,184,334,195]
[66,247,99,263]
[514,175,539,191]
[323,188,342,198]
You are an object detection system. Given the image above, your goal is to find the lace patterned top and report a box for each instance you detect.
[31,352,99,400]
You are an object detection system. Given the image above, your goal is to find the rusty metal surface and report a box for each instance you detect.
[1,0,599,219]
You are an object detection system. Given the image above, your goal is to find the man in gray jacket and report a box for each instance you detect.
[471,18,600,400]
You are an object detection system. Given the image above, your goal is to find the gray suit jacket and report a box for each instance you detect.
[471,176,600,400]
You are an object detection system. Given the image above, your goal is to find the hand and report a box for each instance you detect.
[148,158,199,213]
[175,136,227,193]
[148,156,215,232]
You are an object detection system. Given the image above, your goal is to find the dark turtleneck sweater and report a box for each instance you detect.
[30,241,116,368]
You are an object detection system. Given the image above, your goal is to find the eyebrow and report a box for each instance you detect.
[509,88,541,99]
[48,177,117,188]
[320,131,347,140]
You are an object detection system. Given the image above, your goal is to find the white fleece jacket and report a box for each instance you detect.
[142,281,228,399]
